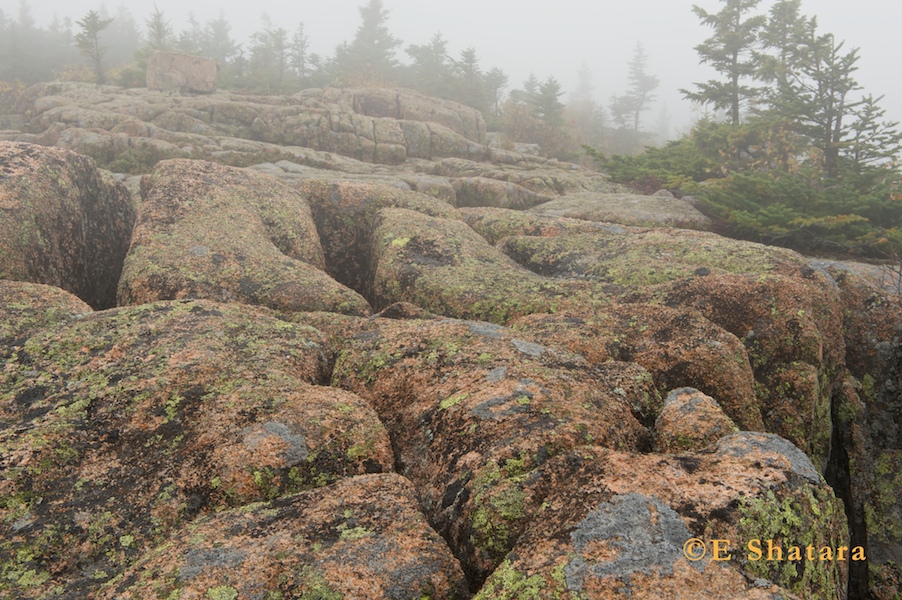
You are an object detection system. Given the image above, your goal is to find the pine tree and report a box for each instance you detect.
[535,76,564,127]
[777,28,862,178]
[846,95,902,178]
[454,47,484,111]
[202,13,240,65]
[144,6,173,52]
[681,0,766,124]
[333,0,401,85]
[75,10,113,84]
[405,32,453,97]
[625,42,659,132]
[290,24,310,86]
[483,67,508,118]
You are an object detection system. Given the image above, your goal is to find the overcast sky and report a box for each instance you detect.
[18,0,902,137]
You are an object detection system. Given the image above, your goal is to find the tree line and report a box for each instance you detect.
[2,0,900,261]
[589,0,902,262]
[0,0,659,157]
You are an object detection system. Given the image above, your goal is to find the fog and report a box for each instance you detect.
[16,0,902,137]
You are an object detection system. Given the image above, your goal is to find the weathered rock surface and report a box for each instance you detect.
[1,89,900,599]
[0,141,135,308]
[102,473,468,600]
[476,437,849,599]
[331,316,650,581]
[297,179,458,296]
[461,207,845,471]
[12,82,492,168]
[300,87,487,144]
[826,267,902,598]
[118,159,371,315]
[0,280,92,361]
[368,207,607,322]
[145,51,219,94]
[529,189,712,230]
[652,387,738,452]
[0,299,393,597]
[510,308,760,430]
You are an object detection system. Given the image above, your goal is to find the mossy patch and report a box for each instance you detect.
[738,485,849,598]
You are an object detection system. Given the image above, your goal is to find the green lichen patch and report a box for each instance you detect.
[0,142,136,309]
[657,272,846,472]
[369,208,610,324]
[498,227,806,288]
[297,179,458,297]
[331,316,650,581]
[0,299,392,598]
[100,474,467,600]
[738,485,850,599]
[118,159,369,316]
[0,280,93,361]
[510,306,759,430]
[473,445,846,599]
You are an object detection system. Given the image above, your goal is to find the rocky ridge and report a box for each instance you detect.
[0,82,900,599]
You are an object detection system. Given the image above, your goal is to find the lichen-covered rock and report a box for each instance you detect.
[827,268,902,598]
[452,176,550,210]
[0,299,392,597]
[332,317,650,579]
[0,142,135,309]
[146,51,218,93]
[460,206,626,246]
[0,280,92,361]
[497,226,807,287]
[479,216,844,470]
[297,179,457,296]
[653,388,739,452]
[432,157,623,196]
[305,87,487,143]
[529,189,712,229]
[509,306,761,430]
[658,271,845,471]
[118,159,371,315]
[369,207,608,323]
[475,437,850,599]
[101,473,468,600]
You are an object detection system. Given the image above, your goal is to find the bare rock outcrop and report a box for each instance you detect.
[146,51,218,94]
[102,474,468,600]
[118,159,371,315]
[0,299,393,597]
[2,87,901,598]
[0,141,135,309]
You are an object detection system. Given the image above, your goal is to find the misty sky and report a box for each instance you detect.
[18,0,902,137]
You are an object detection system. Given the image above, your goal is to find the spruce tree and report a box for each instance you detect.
[625,42,659,132]
[333,0,401,85]
[681,0,766,123]
[74,10,113,84]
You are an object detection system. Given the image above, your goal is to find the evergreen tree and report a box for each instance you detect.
[247,16,290,91]
[405,32,453,97]
[775,27,862,178]
[102,5,141,68]
[483,66,508,120]
[625,43,659,131]
[144,5,173,52]
[846,95,902,178]
[510,72,539,106]
[453,47,484,111]
[681,0,766,123]
[535,76,565,126]
[290,23,310,86]
[332,0,401,85]
[75,10,113,84]
[176,12,203,55]
[202,13,240,65]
